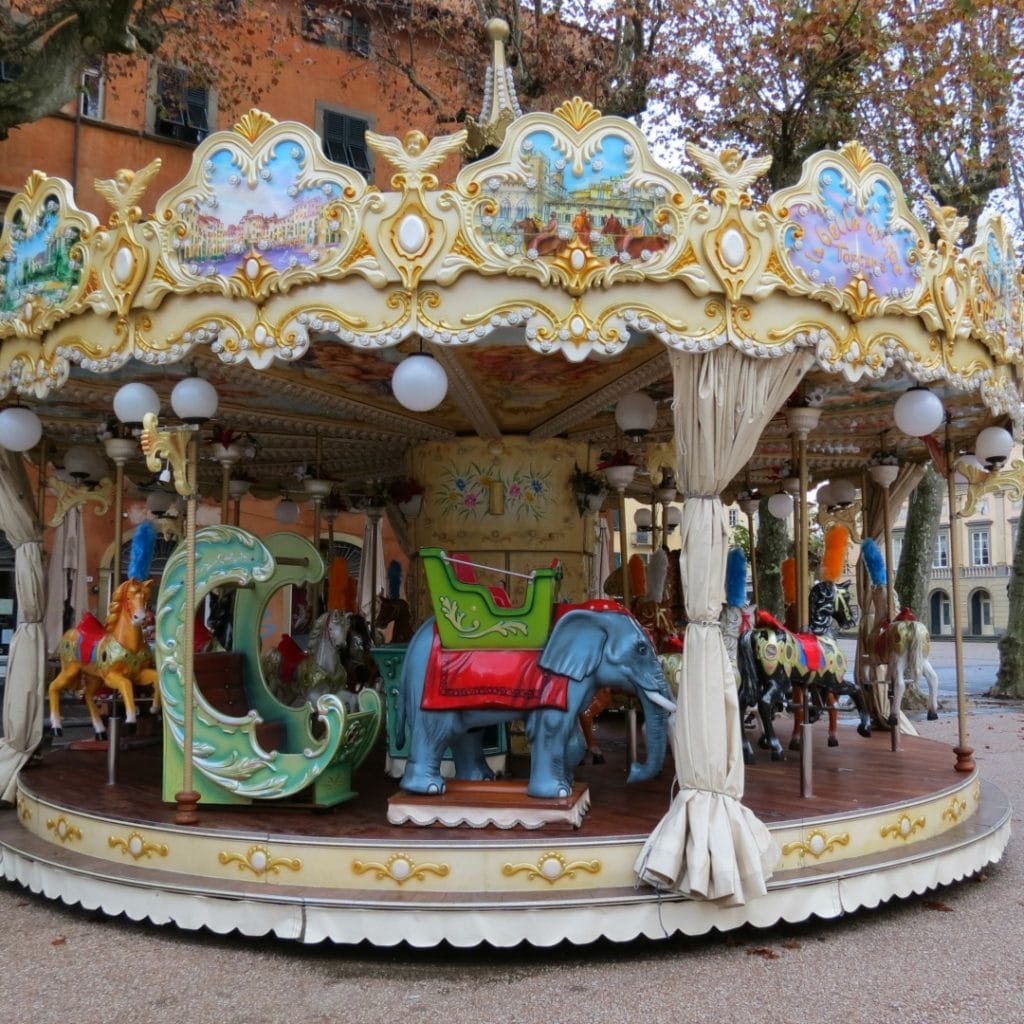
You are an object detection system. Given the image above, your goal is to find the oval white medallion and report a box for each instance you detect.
[113,246,135,285]
[249,849,268,872]
[857,278,869,299]
[809,833,826,856]
[390,857,412,881]
[244,257,261,280]
[540,856,562,880]
[23,302,32,320]
[253,324,268,345]
[943,275,957,309]
[569,315,586,337]
[128,835,143,856]
[720,227,746,269]
[397,214,428,255]
[570,248,586,271]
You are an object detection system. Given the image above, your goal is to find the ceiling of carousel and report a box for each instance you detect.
[37,330,1001,506]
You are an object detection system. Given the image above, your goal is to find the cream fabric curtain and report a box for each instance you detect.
[44,505,88,655]
[357,511,386,624]
[635,344,814,905]
[0,450,45,804]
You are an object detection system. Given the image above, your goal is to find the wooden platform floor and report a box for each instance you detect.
[21,718,965,841]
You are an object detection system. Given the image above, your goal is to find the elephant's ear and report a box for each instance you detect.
[538,611,606,680]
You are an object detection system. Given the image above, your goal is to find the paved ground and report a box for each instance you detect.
[1,691,1022,1024]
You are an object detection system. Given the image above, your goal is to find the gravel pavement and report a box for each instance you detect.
[2,698,1022,1024]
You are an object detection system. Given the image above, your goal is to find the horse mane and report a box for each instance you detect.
[308,609,345,673]
[105,579,130,631]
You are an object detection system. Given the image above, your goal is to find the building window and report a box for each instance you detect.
[79,60,104,119]
[970,528,991,566]
[0,60,20,83]
[318,108,372,179]
[727,507,738,528]
[892,531,903,566]
[932,531,949,568]
[152,63,210,145]
[302,2,371,56]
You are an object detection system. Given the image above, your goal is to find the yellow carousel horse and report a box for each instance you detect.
[47,575,160,738]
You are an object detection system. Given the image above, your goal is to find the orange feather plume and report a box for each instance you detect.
[628,554,647,599]
[820,525,850,583]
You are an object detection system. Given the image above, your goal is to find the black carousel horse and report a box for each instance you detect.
[737,579,870,764]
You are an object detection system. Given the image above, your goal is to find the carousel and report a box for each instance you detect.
[0,22,1019,948]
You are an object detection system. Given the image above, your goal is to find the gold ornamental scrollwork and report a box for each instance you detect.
[16,796,31,823]
[881,814,926,841]
[957,458,1024,519]
[502,851,601,885]
[108,831,169,861]
[351,853,450,886]
[46,475,114,528]
[781,829,851,860]
[552,98,603,132]
[46,816,83,844]
[218,844,302,878]
[942,798,969,824]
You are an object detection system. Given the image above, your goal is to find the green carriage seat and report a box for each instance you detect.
[420,547,562,650]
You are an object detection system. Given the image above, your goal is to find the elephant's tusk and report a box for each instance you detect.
[647,691,676,713]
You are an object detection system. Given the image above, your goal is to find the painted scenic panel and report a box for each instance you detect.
[977,226,1022,351]
[173,141,347,278]
[781,168,921,300]
[0,197,83,319]
[476,129,672,264]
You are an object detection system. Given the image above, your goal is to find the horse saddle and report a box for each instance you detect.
[74,612,107,664]
[421,628,568,712]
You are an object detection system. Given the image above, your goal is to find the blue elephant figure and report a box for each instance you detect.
[397,608,676,799]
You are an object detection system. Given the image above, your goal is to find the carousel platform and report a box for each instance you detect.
[0,719,1010,949]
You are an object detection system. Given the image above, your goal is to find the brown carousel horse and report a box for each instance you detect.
[600,214,669,263]
[513,216,564,257]
[48,577,160,738]
[376,595,414,643]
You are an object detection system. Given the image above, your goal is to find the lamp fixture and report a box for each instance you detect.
[0,406,43,452]
[766,492,794,520]
[614,391,657,443]
[171,376,219,424]
[893,386,944,437]
[633,507,653,530]
[664,506,681,531]
[274,497,300,525]
[391,352,449,412]
[975,426,1014,468]
[113,383,161,428]
[63,444,108,485]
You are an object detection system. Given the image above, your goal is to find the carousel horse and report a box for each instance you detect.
[874,608,940,723]
[342,611,377,688]
[261,608,357,711]
[376,595,414,643]
[737,579,871,762]
[47,577,160,738]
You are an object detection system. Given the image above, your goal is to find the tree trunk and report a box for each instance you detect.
[894,465,943,619]
[755,496,789,619]
[994,518,1024,696]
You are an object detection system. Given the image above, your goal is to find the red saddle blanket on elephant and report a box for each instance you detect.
[421,628,569,712]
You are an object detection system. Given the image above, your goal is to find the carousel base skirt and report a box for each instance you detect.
[0,724,1010,949]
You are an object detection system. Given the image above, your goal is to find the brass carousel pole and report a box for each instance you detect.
[738,491,760,608]
[945,420,975,773]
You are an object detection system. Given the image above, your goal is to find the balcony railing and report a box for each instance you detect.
[929,564,1010,580]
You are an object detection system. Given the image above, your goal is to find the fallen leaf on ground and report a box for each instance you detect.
[782,941,802,950]
[924,900,954,912]
[747,946,780,959]
[51,935,67,946]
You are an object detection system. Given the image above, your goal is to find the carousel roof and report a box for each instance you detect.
[0,89,1020,500]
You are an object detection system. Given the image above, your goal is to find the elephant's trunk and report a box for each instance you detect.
[627,675,673,784]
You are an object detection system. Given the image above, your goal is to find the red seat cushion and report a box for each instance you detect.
[450,552,511,608]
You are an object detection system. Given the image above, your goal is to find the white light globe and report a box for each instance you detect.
[893,387,944,437]
[391,354,448,412]
[171,377,219,423]
[975,426,1014,467]
[815,482,835,507]
[830,479,857,506]
[664,505,682,529]
[614,391,657,441]
[274,498,300,525]
[633,507,653,529]
[113,383,161,426]
[0,407,42,451]
[767,492,794,520]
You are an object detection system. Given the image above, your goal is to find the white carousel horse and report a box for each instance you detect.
[262,608,359,712]
[879,612,940,723]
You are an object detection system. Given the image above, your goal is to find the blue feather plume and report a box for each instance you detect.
[861,538,887,587]
[726,547,748,608]
[387,559,403,600]
[128,520,156,581]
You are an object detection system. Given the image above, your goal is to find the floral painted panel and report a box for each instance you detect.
[975,222,1022,353]
[437,461,553,521]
